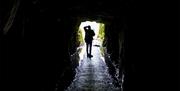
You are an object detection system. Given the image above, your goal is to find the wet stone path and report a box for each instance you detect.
[65,41,120,91]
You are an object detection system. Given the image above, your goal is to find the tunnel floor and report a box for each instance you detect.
[65,40,120,91]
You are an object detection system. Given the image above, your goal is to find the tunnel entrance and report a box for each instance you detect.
[78,21,105,44]
[77,21,105,62]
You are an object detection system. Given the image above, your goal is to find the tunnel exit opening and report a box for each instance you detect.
[77,20,105,62]
[77,21,105,45]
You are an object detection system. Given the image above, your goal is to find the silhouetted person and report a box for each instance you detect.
[84,25,95,58]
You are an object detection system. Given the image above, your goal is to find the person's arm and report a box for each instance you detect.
[92,30,95,36]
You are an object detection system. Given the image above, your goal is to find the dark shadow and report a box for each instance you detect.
[93,45,100,47]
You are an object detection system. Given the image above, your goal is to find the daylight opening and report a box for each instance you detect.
[78,21,105,45]
[77,21,105,61]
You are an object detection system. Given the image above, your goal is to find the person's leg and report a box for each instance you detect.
[86,43,89,57]
[89,41,92,57]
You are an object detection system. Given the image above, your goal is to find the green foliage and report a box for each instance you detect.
[97,24,105,42]
[100,47,105,57]
[77,28,84,46]
[98,23,105,56]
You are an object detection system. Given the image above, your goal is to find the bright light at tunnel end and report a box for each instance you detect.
[78,21,105,62]
[79,21,100,39]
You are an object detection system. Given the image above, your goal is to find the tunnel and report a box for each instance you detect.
[0,0,137,91]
